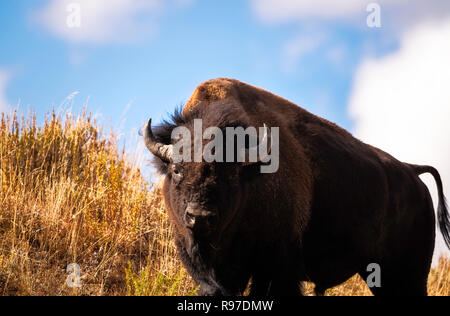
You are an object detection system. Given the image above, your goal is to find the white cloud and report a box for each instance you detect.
[252,0,450,30]
[260,1,450,77]
[0,69,11,113]
[348,19,450,261]
[252,0,366,22]
[35,0,183,44]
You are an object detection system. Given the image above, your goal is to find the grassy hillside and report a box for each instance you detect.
[0,110,448,296]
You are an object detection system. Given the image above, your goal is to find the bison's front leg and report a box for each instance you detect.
[250,243,305,296]
[250,274,303,296]
[175,238,236,296]
[191,262,249,296]
[197,282,230,296]
[249,275,272,296]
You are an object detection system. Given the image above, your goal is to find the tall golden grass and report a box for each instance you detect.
[0,110,448,296]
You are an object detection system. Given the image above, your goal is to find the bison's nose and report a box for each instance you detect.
[184,205,217,229]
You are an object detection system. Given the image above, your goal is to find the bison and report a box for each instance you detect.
[143,78,450,296]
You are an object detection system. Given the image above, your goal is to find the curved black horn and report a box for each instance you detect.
[143,119,173,163]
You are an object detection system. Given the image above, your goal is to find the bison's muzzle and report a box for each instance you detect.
[184,203,218,235]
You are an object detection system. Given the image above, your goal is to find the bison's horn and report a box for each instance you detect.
[258,123,271,162]
[143,119,173,163]
[244,123,271,164]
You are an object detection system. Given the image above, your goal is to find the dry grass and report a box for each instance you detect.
[0,110,194,296]
[0,110,448,296]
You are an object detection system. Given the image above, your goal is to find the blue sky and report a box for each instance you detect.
[1,0,450,258]
[0,1,393,133]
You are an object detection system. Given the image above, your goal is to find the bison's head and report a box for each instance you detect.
[142,113,271,240]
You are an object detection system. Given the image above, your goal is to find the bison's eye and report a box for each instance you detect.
[171,165,183,183]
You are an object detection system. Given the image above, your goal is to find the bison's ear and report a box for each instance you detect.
[151,156,170,175]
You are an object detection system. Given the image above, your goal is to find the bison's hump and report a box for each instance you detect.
[183,78,241,115]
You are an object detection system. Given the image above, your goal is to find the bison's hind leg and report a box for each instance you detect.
[359,261,429,296]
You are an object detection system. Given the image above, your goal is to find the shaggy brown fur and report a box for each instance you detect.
[148,78,450,296]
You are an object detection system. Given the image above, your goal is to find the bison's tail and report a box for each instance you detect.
[410,164,450,250]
